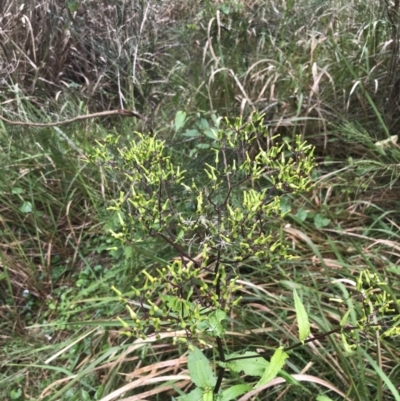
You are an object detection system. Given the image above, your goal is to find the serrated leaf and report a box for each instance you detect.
[293,289,310,343]
[187,346,216,388]
[175,111,187,132]
[220,384,252,401]
[256,347,289,388]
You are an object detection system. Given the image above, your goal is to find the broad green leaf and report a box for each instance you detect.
[226,352,300,386]
[187,346,217,389]
[255,347,289,388]
[198,118,209,130]
[220,384,252,401]
[203,309,226,336]
[226,352,268,376]
[203,128,218,140]
[175,111,187,132]
[293,289,310,343]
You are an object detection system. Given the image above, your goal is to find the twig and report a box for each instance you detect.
[0,109,146,127]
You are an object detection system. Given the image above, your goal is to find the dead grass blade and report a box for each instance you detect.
[237,374,353,401]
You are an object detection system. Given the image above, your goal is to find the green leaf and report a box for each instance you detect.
[196,143,210,149]
[205,309,226,336]
[255,347,289,388]
[226,352,268,376]
[182,129,201,138]
[11,187,24,194]
[314,214,330,229]
[340,309,351,327]
[202,388,214,401]
[220,4,230,14]
[203,128,218,140]
[340,332,356,356]
[316,395,335,401]
[123,246,134,259]
[220,384,252,401]
[10,388,22,400]
[293,289,310,343]
[177,387,203,401]
[67,0,80,13]
[80,389,91,401]
[198,118,209,130]
[295,208,308,222]
[279,196,291,215]
[226,352,300,386]
[20,201,33,213]
[175,111,187,132]
[187,346,217,389]
[94,384,104,400]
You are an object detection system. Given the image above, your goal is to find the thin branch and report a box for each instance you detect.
[0,109,146,127]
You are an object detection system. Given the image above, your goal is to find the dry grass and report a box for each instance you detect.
[0,0,398,138]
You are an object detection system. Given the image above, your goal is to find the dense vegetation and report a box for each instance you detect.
[1,0,399,400]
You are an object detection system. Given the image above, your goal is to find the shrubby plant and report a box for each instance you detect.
[91,113,314,330]
[90,113,399,400]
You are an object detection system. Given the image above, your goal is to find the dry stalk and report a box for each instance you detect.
[0,109,146,127]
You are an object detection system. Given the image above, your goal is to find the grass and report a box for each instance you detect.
[1,0,400,400]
